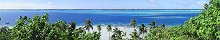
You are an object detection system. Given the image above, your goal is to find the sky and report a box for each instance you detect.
[0,0,209,9]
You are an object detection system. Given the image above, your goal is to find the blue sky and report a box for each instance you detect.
[0,0,209,9]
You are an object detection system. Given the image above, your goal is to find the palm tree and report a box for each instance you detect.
[149,21,156,28]
[161,24,166,28]
[70,22,76,30]
[23,16,28,20]
[130,29,139,40]
[139,24,146,39]
[84,19,93,32]
[139,24,145,34]
[42,13,49,21]
[204,4,208,10]
[0,17,1,25]
[143,26,148,37]
[130,19,137,28]
[97,25,101,32]
[23,16,29,24]
[0,17,1,21]
[111,27,125,40]
[107,25,112,40]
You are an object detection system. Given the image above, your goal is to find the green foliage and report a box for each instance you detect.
[147,26,194,40]
[160,24,165,28]
[97,25,101,32]
[130,19,137,28]
[73,27,101,40]
[84,19,93,31]
[130,29,140,40]
[0,0,219,40]
[138,24,147,39]
[70,21,76,30]
[139,24,147,34]
[147,0,220,40]
[181,0,220,39]
[149,21,157,28]
[111,27,126,40]
[0,13,101,40]
[0,26,10,40]
[107,25,112,32]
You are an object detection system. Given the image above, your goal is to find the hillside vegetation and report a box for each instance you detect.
[147,0,220,40]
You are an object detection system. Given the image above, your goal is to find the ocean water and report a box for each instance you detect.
[0,9,201,27]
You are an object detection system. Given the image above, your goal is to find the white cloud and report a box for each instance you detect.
[149,0,156,3]
[47,2,52,5]
[0,3,53,9]
[197,1,207,5]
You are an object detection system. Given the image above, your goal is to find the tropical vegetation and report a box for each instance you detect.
[0,0,220,40]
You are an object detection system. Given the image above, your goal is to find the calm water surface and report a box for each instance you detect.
[0,9,201,27]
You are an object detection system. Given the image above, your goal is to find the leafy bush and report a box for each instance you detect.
[0,14,101,40]
[147,0,220,40]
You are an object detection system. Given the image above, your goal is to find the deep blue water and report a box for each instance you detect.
[0,9,201,27]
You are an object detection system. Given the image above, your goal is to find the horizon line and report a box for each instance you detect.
[0,9,203,10]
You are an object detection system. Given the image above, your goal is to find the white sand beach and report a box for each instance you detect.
[77,25,149,40]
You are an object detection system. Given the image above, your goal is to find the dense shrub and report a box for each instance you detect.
[147,0,220,40]
[0,14,101,40]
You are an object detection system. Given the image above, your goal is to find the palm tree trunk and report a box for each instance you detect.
[109,32,110,40]
[143,33,144,39]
